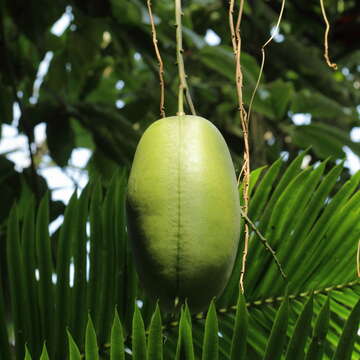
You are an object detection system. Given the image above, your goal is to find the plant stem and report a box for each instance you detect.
[175,0,196,116]
[175,0,185,115]
[319,0,337,70]
[147,0,166,118]
[229,0,249,293]
[240,209,286,279]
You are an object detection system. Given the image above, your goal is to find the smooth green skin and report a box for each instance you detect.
[127,115,240,312]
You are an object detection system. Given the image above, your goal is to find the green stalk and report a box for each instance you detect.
[175,0,185,115]
[175,0,196,116]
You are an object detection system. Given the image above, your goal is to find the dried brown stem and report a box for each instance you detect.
[319,0,338,70]
[240,209,286,280]
[147,0,166,118]
[229,0,249,293]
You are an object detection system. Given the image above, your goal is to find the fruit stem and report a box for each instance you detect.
[147,0,166,118]
[175,0,196,116]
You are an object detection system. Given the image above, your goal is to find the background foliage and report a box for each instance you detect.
[0,0,359,359]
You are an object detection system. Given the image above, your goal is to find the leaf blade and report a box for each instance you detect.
[285,295,313,360]
[147,303,163,360]
[132,304,147,360]
[263,297,289,360]
[332,298,360,360]
[85,315,99,360]
[110,308,125,360]
[202,300,219,360]
[230,292,248,360]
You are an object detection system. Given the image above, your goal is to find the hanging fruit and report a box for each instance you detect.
[127,115,240,311]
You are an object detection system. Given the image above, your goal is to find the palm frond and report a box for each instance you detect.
[1,155,359,359]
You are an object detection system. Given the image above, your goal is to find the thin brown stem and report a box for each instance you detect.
[98,278,359,350]
[147,0,166,118]
[319,0,338,70]
[248,0,285,123]
[175,0,196,116]
[240,209,286,279]
[229,0,249,294]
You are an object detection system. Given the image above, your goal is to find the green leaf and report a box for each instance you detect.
[0,278,11,360]
[67,330,81,360]
[291,90,351,120]
[39,343,49,360]
[110,0,142,24]
[239,165,267,202]
[230,293,248,360]
[147,303,163,360]
[85,315,99,360]
[285,295,313,360]
[246,150,309,292]
[70,118,95,150]
[21,196,40,355]
[305,297,330,360]
[259,161,326,296]
[132,304,147,360]
[24,345,32,360]
[54,192,77,358]
[99,175,117,344]
[288,171,360,292]
[175,307,195,360]
[266,79,294,119]
[183,26,206,49]
[263,297,289,360]
[72,186,90,346]
[6,206,31,359]
[36,193,54,356]
[289,124,345,159]
[46,113,75,167]
[87,180,103,332]
[332,298,360,360]
[110,308,125,360]
[114,170,128,313]
[199,45,259,87]
[202,299,219,360]
[6,0,63,42]
[114,171,137,331]
[0,84,13,124]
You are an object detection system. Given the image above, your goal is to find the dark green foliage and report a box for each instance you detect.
[0,1,359,359]
[54,193,77,359]
[0,158,358,359]
[71,187,90,346]
[35,193,55,357]
[0,263,12,360]
[7,206,31,359]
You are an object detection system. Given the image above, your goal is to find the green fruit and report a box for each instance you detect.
[126,115,240,312]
